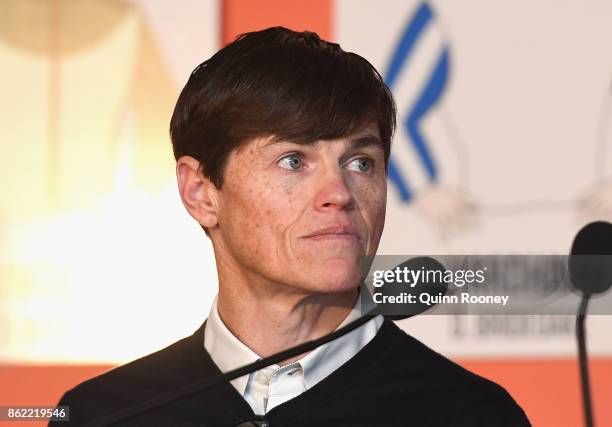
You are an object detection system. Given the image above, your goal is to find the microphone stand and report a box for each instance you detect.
[576,294,594,427]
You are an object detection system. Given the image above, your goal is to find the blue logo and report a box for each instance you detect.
[384,2,450,202]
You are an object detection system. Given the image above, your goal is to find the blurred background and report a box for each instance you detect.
[1,0,611,425]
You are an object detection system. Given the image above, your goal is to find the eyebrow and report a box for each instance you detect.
[348,135,383,150]
[261,134,383,150]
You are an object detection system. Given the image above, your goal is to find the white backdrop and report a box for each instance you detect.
[337,0,612,356]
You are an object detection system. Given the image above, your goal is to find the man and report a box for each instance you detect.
[53,27,530,426]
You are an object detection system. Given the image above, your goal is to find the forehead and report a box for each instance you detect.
[244,122,383,154]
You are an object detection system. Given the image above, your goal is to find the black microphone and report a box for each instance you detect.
[568,221,612,427]
[569,220,612,296]
[84,256,447,427]
[375,256,448,320]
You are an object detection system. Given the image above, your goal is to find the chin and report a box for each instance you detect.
[306,260,363,293]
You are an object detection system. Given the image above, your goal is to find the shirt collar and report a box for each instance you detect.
[203,290,383,395]
[203,294,261,394]
[298,291,382,389]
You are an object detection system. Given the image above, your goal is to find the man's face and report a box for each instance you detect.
[212,123,387,295]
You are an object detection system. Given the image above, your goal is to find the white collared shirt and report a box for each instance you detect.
[204,291,384,415]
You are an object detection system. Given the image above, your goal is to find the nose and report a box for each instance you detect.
[313,164,355,211]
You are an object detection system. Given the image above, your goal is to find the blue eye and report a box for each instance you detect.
[278,154,303,170]
[347,157,373,172]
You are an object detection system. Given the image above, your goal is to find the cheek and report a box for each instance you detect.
[225,176,300,253]
[355,178,387,222]
[219,180,269,264]
[354,179,387,253]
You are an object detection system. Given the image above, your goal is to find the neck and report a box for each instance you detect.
[215,275,359,365]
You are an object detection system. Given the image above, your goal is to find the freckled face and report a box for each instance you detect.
[213,124,387,294]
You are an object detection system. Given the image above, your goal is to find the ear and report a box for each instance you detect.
[176,156,219,229]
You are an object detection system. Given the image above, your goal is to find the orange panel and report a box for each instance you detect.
[222,0,333,45]
[1,359,611,426]
[0,365,112,405]
[0,365,112,426]
[458,358,612,427]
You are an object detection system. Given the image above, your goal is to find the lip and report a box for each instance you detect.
[302,225,361,240]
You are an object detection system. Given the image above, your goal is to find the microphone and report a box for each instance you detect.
[84,256,447,427]
[569,220,612,296]
[375,256,448,320]
[568,221,612,427]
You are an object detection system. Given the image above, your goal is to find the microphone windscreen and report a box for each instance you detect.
[569,221,612,295]
[381,256,448,320]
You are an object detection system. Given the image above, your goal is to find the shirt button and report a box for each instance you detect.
[286,367,302,376]
[256,371,270,383]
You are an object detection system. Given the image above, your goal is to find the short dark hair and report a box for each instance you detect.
[170,27,395,184]
[170,26,396,190]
